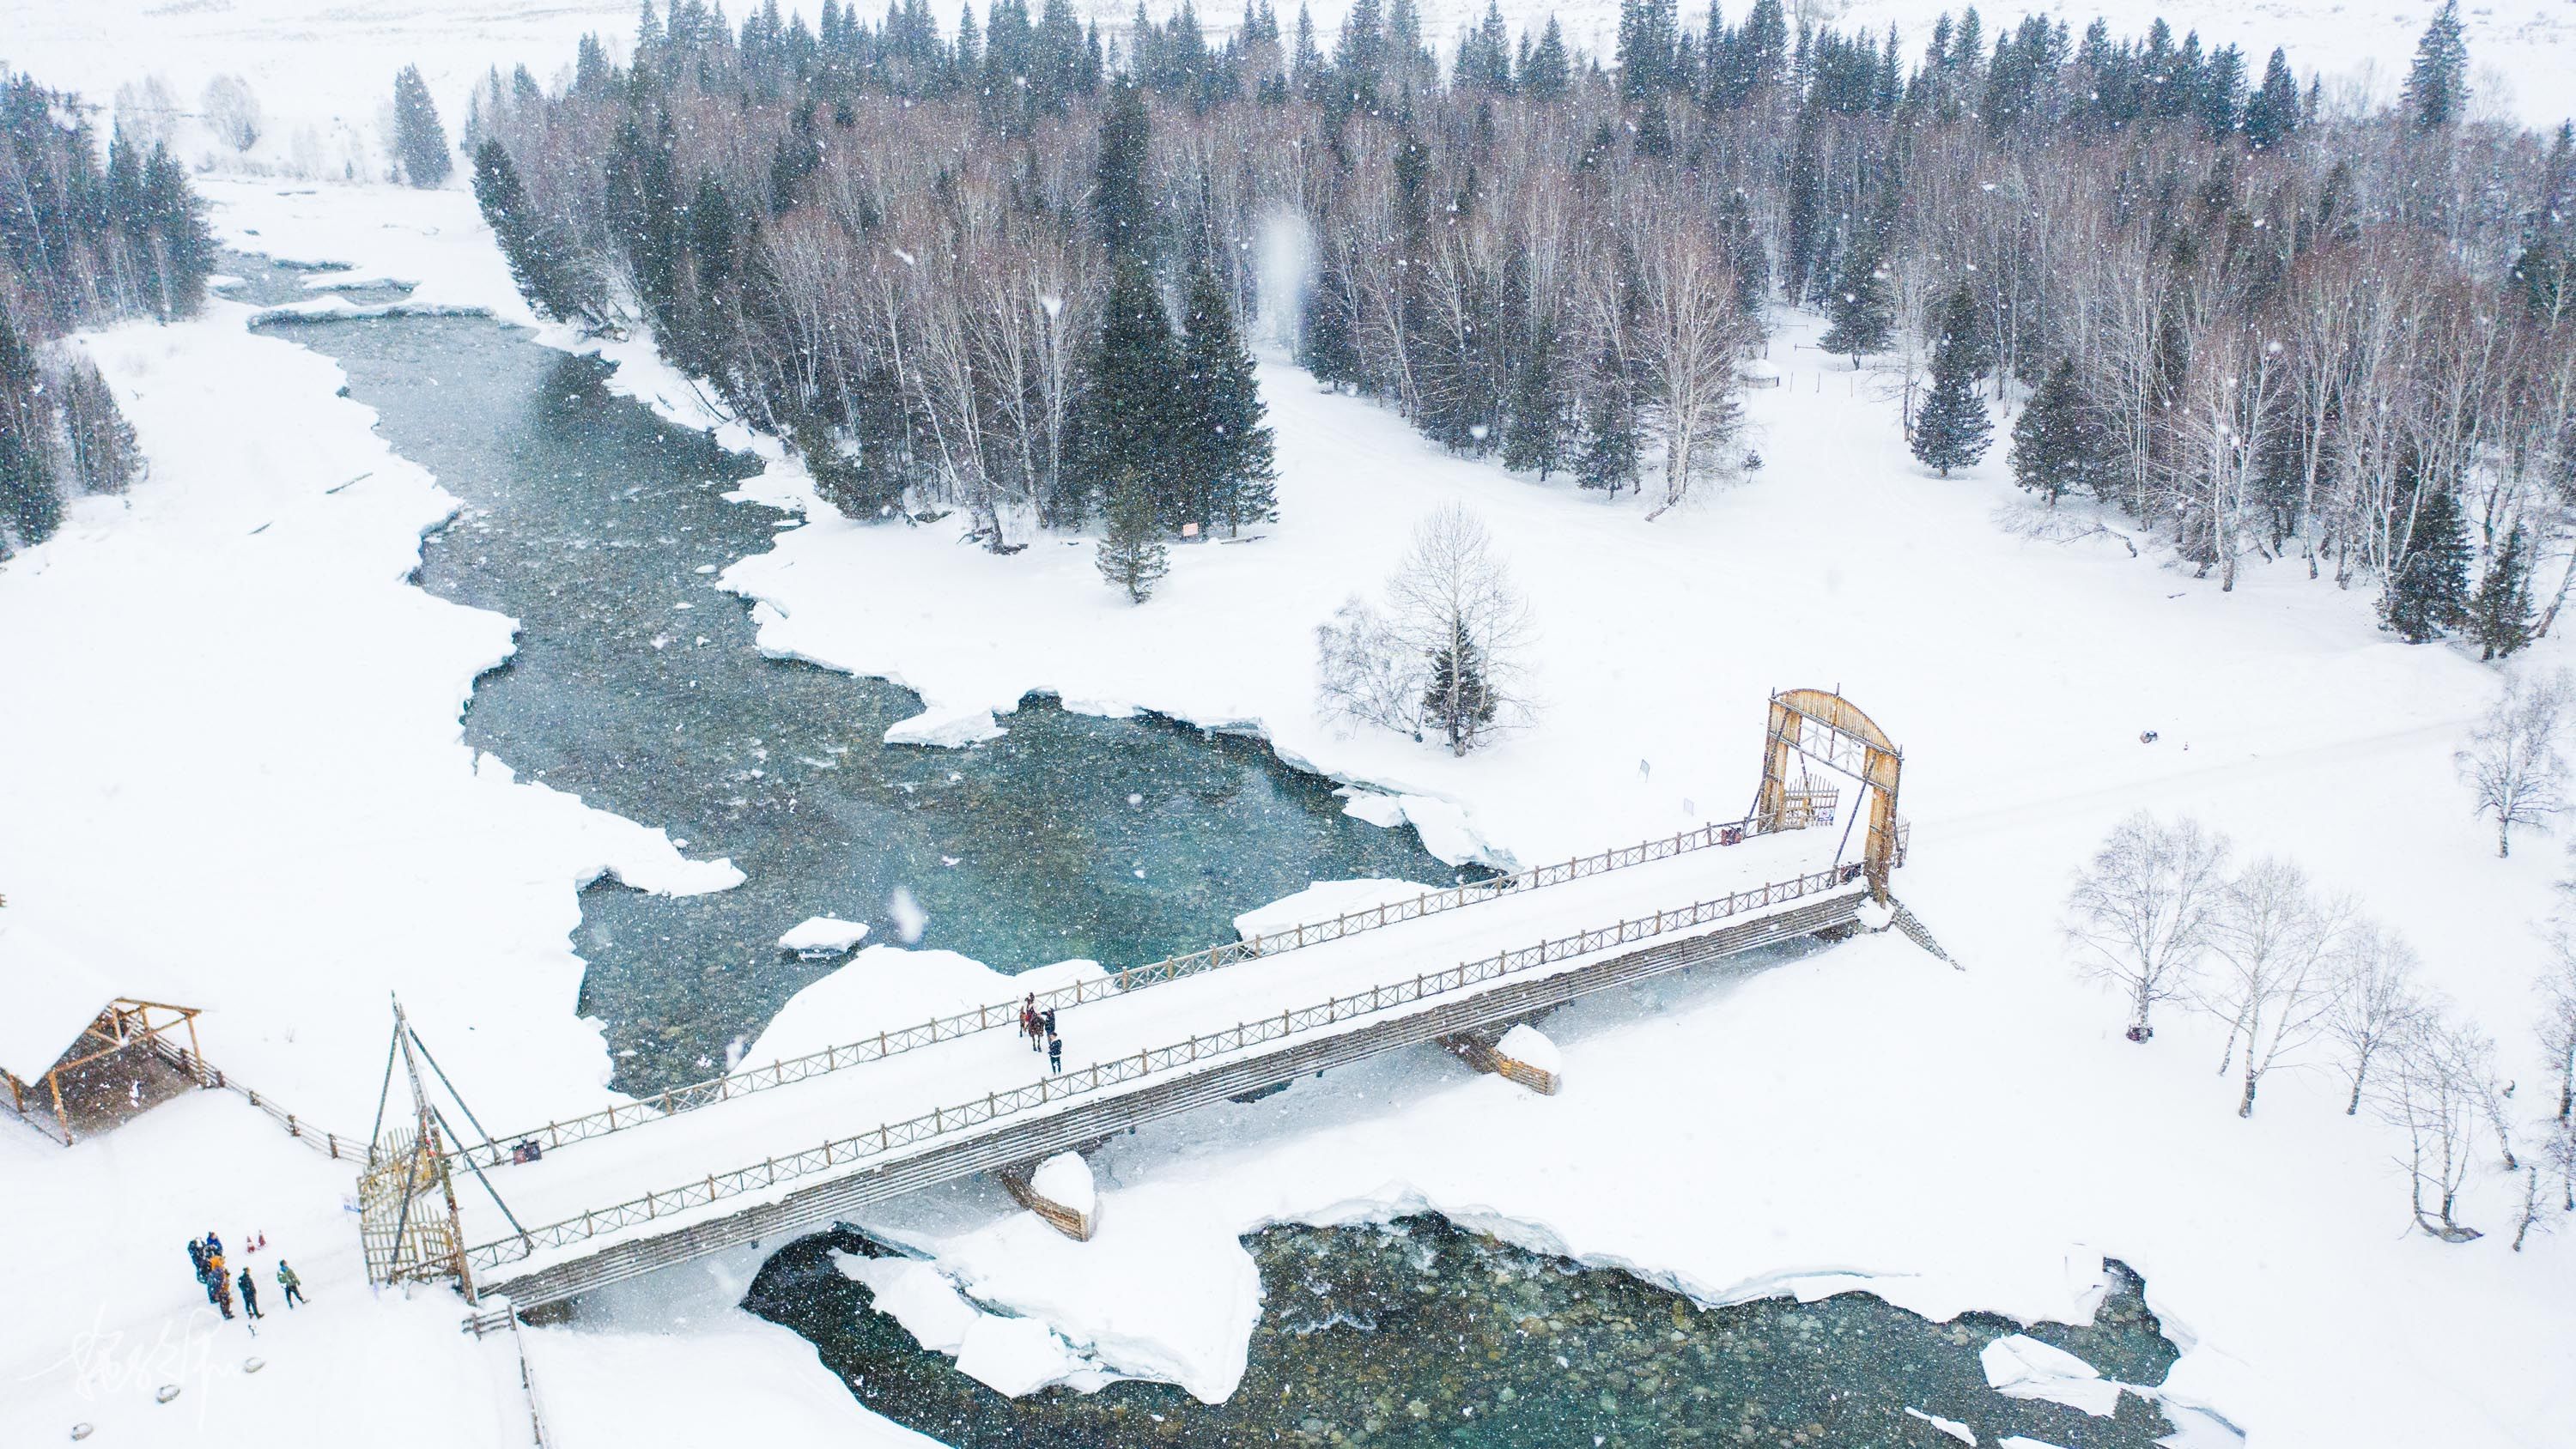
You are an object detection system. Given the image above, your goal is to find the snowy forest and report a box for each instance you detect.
[459,0,2576,643]
[0,70,214,556]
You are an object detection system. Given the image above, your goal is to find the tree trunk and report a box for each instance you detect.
[2499,819,2511,858]
[2238,1069,2259,1119]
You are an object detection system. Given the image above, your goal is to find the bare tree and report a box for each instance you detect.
[2455,669,2573,858]
[2324,921,2425,1116]
[2375,1009,2492,1240]
[1313,596,1419,734]
[1630,214,1752,518]
[2204,858,2353,1118]
[2063,812,2232,1043]
[202,75,263,155]
[1383,503,1534,756]
[2542,931,2576,1124]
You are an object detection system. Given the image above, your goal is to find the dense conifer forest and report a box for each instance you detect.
[471,0,2574,645]
[0,69,215,556]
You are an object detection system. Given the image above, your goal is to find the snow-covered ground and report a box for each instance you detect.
[6,146,2576,1449]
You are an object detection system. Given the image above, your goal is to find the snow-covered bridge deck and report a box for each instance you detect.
[448,822,1873,1323]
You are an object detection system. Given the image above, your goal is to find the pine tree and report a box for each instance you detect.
[1299,263,1363,389]
[58,356,141,495]
[1817,238,1892,367]
[391,65,453,187]
[2383,485,2473,642]
[2508,123,2574,324]
[2469,521,2537,660]
[1178,257,1277,535]
[2009,356,2091,504]
[2401,0,2470,131]
[1575,353,1640,494]
[1522,17,1571,99]
[1095,467,1170,603]
[0,299,61,553]
[1420,618,1497,755]
[472,141,598,324]
[1631,94,1674,157]
[1716,188,1769,313]
[2242,48,2300,149]
[1067,255,1188,524]
[1501,318,1564,478]
[1092,80,1152,258]
[1911,286,1991,476]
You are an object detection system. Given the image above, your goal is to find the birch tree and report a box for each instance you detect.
[2455,669,2573,858]
[2376,1009,2493,1240]
[2063,813,2232,1042]
[2205,858,2353,1119]
[2323,922,2424,1116]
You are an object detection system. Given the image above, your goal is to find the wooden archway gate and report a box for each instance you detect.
[1756,688,1902,901]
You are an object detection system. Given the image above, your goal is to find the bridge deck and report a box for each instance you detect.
[460,828,1860,1313]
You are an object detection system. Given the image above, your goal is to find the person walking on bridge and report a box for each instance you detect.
[1047,1029,1063,1075]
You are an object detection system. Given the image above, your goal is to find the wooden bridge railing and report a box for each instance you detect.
[448,809,1825,1173]
[459,861,1861,1275]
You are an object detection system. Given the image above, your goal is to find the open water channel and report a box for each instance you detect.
[242,265,2196,1449]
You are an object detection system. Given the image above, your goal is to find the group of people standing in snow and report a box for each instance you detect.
[186,1231,305,1325]
[1019,993,1063,1075]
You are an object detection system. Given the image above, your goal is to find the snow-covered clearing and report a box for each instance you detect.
[2,151,2572,1449]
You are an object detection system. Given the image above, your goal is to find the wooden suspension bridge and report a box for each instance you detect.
[349,689,1947,1333]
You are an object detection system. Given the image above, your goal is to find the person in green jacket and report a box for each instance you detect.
[274,1259,307,1308]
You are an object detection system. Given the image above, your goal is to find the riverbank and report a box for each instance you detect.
[4,176,2573,1449]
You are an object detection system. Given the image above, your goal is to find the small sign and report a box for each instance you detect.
[1180,522,1200,539]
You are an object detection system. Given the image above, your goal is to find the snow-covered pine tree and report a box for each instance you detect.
[1575,351,1640,494]
[2384,486,2474,642]
[471,141,598,325]
[1911,286,1991,476]
[1501,318,1564,478]
[0,300,60,553]
[1179,257,1277,535]
[391,65,453,187]
[1093,80,1152,258]
[2402,0,2470,131]
[57,355,140,495]
[1522,16,1571,99]
[2508,123,2574,325]
[1096,467,1170,603]
[2010,355,2091,503]
[2243,48,2300,150]
[2470,522,2537,660]
[1420,618,1498,755]
[1818,238,1892,367]
[1299,260,1364,390]
[1716,188,1769,313]
[1068,254,1188,524]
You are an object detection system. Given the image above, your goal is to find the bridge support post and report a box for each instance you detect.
[998,1152,1097,1241]
[1437,1024,1561,1095]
